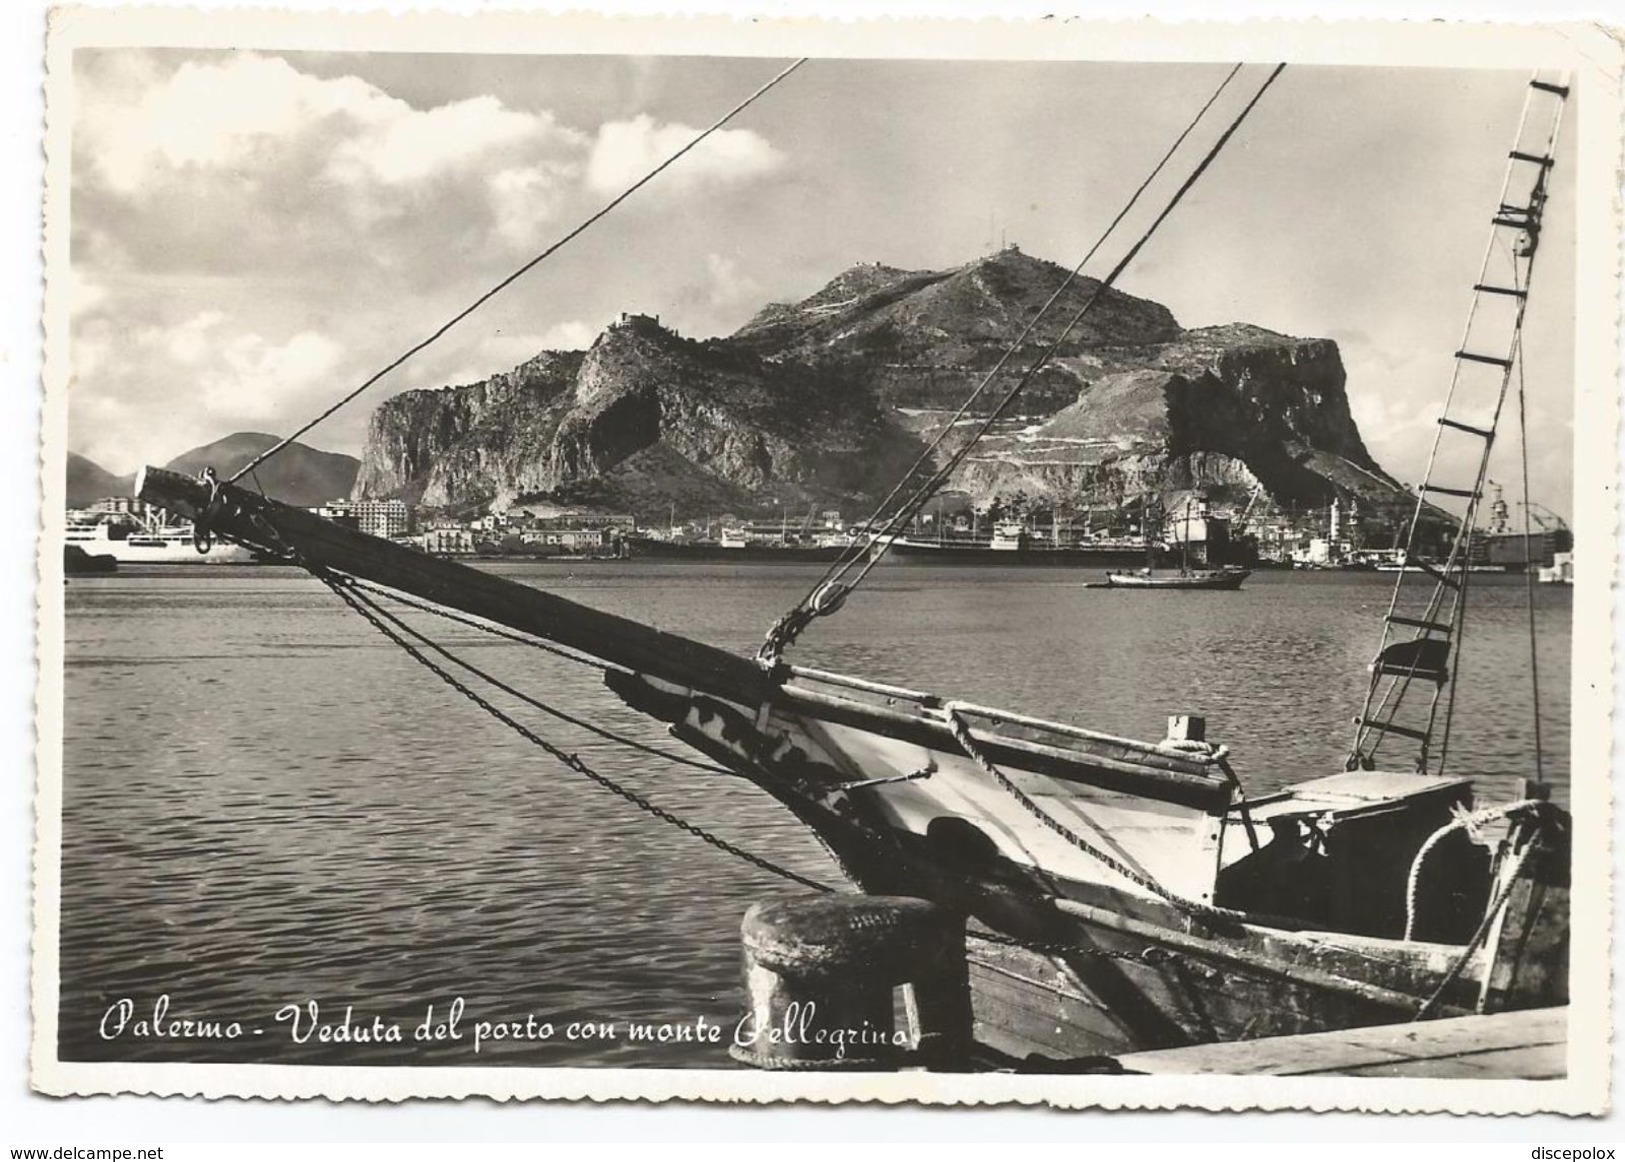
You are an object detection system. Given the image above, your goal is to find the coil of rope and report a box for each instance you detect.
[1403,797,1554,942]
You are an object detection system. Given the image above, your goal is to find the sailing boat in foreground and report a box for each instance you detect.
[130,66,1570,1067]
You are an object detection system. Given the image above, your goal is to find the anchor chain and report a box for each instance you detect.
[941,703,1257,927]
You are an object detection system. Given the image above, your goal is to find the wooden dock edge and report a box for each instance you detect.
[1112,1006,1567,1078]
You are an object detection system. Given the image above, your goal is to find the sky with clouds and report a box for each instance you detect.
[67,51,1576,517]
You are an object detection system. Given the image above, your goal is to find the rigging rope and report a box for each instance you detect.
[758,62,1287,667]
[1413,839,1538,1021]
[349,580,742,778]
[1515,336,1547,785]
[316,567,836,893]
[230,57,808,485]
[1402,797,1549,941]
[346,576,613,673]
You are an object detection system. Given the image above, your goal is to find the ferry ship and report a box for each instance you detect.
[65,514,257,565]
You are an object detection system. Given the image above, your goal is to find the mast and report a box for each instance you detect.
[1144,495,1157,572]
[1347,72,1568,774]
[1181,497,1192,573]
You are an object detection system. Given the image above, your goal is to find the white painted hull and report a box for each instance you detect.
[64,530,256,565]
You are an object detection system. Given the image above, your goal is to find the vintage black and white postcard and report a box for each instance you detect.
[31,8,1620,1113]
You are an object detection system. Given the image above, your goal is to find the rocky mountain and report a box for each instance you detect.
[354,247,1405,518]
[357,315,920,512]
[733,248,1182,416]
[69,435,361,510]
[947,322,1398,511]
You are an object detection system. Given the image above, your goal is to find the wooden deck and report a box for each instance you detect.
[1113,1007,1566,1078]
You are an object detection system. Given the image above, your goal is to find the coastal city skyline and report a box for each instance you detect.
[68,53,1576,520]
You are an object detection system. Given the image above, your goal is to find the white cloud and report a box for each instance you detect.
[537,320,601,350]
[334,95,579,187]
[86,55,376,194]
[585,115,783,196]
[701,253,759,309]
[200,329,344,420]
[165,310,229,365]
[71,306,346,470]
[81,52,584,202]
[488,160,584,248]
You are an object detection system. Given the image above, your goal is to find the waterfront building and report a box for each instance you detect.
[354,499,413,539]
[92,496,149,518]
[416,527,476,555]
[312,499,358,528]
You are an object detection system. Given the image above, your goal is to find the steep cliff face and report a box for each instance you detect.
[945,325,1395,509]
[356,352,582,506]
[357,316,919,512]
[354,248,1400,517]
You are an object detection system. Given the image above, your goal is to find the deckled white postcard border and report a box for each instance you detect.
[30,6,1621,1114]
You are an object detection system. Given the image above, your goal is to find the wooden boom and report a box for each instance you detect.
[135,466,774,703]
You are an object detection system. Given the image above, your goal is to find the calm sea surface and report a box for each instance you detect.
[58,563,1571,1067]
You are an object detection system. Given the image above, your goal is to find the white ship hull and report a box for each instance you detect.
[65,525,257,565]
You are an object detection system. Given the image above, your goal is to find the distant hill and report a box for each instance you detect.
[162,433,360,508]
[68,435,360,510]
[66,452,134,507]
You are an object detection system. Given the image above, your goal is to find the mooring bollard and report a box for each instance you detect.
[730,894,973,1071]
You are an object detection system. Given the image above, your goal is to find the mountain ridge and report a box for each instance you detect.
[183,246,1405,519]
[67,434,360,509]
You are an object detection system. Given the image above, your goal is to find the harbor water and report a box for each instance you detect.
[57,564,1572,1067]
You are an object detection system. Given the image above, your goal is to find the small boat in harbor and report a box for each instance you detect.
[1099,566,1250,590]
[62,543,117,575]
[1098,498,1249,589]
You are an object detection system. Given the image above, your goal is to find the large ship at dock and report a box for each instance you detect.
[624,514,860,564]
[887,509,1250,568]
[65,506,257,565]
[888,521,1165,567]
[624,535,854,563]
